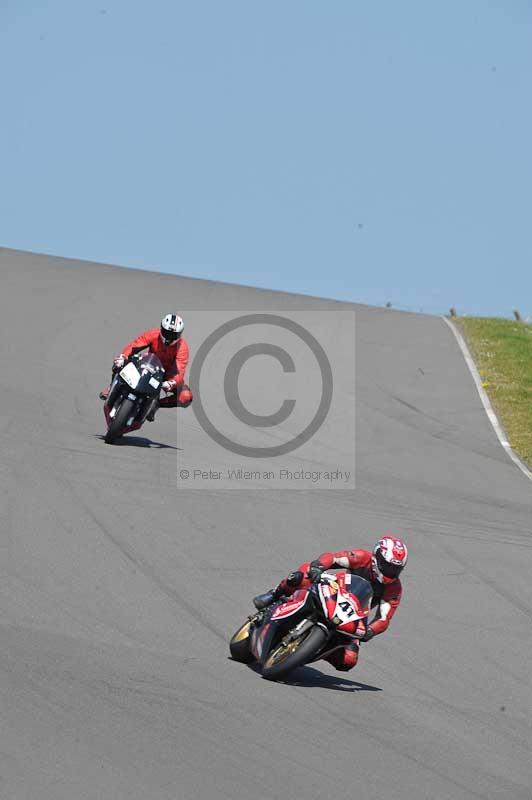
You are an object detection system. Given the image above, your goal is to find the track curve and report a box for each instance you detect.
[1,248,531,800]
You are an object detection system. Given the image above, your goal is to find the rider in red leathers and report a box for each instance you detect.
[253,537,408,671]
[100,314,193,419]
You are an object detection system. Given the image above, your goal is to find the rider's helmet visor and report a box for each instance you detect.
[375,549,404,579]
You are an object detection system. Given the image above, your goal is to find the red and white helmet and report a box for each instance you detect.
[372,537,408,584]
[160,313,184,345]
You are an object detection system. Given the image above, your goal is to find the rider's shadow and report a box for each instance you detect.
[246,663,382,692]
[94,434,181,450]
[282,666,382,692]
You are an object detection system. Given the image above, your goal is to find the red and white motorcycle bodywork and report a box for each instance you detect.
[230,571,373,680]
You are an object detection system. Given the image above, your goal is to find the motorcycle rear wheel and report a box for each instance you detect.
[229,620,255,663]
[262,625,327,681]
[105,397,136,444]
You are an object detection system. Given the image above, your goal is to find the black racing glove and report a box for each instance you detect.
[112,354,127,371]
[307,561,325,583]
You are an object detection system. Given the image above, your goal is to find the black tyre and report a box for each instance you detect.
[229,620,255,663]
[261,625,327,681]
[105,397,136,444]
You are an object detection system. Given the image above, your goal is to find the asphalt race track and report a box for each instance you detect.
[1,248,532,800]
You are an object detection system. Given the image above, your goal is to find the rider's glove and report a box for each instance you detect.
[307,561,325,583]
[113,354,126,369]
[360,627,375,642]
[162,380,175,393]
[286,570,304,588]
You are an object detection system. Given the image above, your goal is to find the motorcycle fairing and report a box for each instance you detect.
[250,591,315,664]
[318,572,372,634]
[120,361,142,389]
[271,589,309,620]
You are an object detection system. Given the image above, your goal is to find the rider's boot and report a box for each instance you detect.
[253,570,304,610]
[100,370,118,401]
[253,588,281,610]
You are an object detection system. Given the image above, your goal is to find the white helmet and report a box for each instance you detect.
[372,536,408,585]
[160,313,184,345]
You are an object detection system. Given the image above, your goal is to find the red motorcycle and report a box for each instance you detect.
[230,571,373,680]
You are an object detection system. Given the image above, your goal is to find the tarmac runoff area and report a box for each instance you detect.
[1,247,532,800]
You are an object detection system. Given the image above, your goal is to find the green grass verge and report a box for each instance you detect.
[454,317,532,466]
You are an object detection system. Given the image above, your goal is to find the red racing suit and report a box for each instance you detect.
[275,549,402,671]
[121,328,193,407]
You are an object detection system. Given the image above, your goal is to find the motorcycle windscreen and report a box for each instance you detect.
[343,574,373,614]
[134,352,164,371]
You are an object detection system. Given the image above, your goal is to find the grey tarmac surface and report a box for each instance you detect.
[1,247,531,800]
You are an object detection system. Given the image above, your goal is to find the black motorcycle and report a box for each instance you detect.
[102,352,165,444]
[230,571,373,680]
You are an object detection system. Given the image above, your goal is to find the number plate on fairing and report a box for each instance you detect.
[120,362,141,388]
[319,583,358,624]
[334,591,358,623]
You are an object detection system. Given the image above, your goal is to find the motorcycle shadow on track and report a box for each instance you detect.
[244,662,382,693]
[94,434,181,450]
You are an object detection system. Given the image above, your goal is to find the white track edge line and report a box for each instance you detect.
[442,316,532,482]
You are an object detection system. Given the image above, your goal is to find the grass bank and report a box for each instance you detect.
[454,317,532,466]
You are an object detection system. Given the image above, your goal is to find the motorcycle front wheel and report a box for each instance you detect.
[261,625,327,681]
[105,397,136,444]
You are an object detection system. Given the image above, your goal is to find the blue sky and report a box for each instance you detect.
[2,1,531,316]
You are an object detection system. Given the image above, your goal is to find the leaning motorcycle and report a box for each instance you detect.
[229,571,373,680]
[102,352,165,444]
